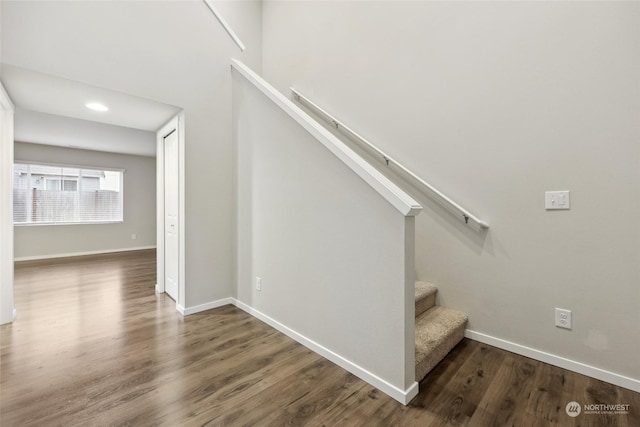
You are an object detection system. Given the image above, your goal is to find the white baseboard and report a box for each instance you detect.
[177,297,234,316]
[168,298,640,401]
[465,329,640,393]
[232,298,419,405]
[14,246,157,262]
[0,308,17,326]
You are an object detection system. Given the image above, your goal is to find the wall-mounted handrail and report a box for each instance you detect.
[231,59,422,217]
[202,0,246,52]
[290,88,489,231]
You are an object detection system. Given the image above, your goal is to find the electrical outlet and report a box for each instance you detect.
[555,308,572,329]
[131,234,137,240]
[256,277,262,291]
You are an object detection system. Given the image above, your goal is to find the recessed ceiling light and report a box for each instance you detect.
[86,102,109,112]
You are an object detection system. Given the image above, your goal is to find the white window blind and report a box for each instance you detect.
[13,163,123,225]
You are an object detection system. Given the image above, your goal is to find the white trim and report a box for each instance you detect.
[156,123,165,294]
[0,81,15,325]
[465,329,640,393]
[15,221,124,227]
[154,295,419,402]
[156,113,186,311]
[202,0,246,52]
[233,298,419,404]
[0,83,15,110]
[14,159,125,173]
[231,59,422,218]
[14,246,156,262]
[177,298,234,316]
[178,114,186,310]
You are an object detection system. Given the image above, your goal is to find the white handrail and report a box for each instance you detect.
[231,59,422,217]
[290,88,489,231]
[202,0,246,52]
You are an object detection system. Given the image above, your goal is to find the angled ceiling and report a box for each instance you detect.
[14,109,158,157]
[1,0,262,157]
[1,64,181,157]
[2,64,181,133]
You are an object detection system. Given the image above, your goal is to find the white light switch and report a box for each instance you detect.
[545,191,570,210]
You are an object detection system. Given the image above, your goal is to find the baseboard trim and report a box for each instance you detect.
[14,246,157,262]
[160,296,640,400]
[232,298,419,404]
[465,329,640,393]
[178,298,234,316]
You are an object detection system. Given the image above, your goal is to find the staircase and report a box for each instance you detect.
[414,281,468,382]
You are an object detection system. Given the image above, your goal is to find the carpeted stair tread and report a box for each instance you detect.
[415,281,438,318]
[415,306,468,382]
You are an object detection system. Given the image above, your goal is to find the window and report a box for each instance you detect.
[45,178,78,192]
[13,163,123,225]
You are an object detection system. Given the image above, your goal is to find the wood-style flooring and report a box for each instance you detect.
[1,250,638,426]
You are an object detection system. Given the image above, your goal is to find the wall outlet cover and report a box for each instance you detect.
[555,308,572,329]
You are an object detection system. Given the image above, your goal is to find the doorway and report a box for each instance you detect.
[156,114,185,311]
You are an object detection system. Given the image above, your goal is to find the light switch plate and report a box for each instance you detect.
[545,191,570,210]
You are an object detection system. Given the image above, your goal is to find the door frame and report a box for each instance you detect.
[156,112,185,312]
[0,81,15,325]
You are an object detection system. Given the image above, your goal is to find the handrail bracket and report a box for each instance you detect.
[290,87,488,231]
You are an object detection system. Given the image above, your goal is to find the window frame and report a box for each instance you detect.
[13,160,125,226]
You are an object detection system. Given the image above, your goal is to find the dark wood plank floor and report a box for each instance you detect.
[1,250,638,426]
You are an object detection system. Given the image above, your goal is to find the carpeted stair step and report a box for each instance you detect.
[415,281,438,318]
[415,306,468,382]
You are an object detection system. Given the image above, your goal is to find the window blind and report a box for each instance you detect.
[13,163,123,225]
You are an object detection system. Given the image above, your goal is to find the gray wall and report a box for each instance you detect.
[14,142,156,259]
[234,70,415,394]
[2,1,263,307]
[262,1,640,381]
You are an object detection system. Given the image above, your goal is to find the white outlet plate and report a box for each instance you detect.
[555,308,572,329]
[131,234,137,240]
[545,191,570,210]
[256,277,261,291]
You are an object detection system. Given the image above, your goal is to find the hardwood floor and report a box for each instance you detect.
[1,250,638,426]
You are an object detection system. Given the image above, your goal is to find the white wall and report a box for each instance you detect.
[262,1,640,383]
[234,69,416,398]
[2,1,263,308]
[0,82,15,324]
[14,142,156,259]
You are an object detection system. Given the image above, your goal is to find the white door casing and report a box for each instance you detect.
[0,82,15,325]
[163,128,179,301]
[156,113,185,312]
